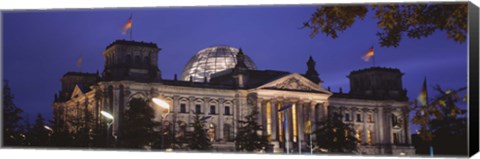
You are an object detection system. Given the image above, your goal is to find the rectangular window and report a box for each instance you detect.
[210,105,216,114]
[195,104,201,114]
[224,106,230,115]
[368,114,373,123]
[180,104,186,113]
[345,113,350,121]
[356,114,361,122]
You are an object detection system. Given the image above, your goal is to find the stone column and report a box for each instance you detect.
[310,102,316,140]
[403,108,411,145]
[257,99,264,126]
[384,108,392,145]
[188,96,194,127]
[218,98,225,143]
[377,107,384,144]
[172,95,179,134]
[363,108,368,145]
[374,108,380,145]
[270,99,278,141]
[112,85,119,138]
[260,100,267,135]
[296,101,304,151]
[204,97,210,116]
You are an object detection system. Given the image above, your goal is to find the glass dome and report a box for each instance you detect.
[181,45,256,82]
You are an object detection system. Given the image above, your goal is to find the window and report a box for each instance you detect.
[356,129,362,144]
[333,112,341,121]
[224,124,232,141]
[345,113,350,121]
[356,114,362,122]
[392,114,399,127]
[180,103,186,113]
[210,105,216,114]
[368,114,373,123]
[144,56,150,66]
[126,55,132,64]
[195,104,201,114]
[367,130,373,145]
[135,55,141,64]
[393,133,399,144]
[224,106,231,115]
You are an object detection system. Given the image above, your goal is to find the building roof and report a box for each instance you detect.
[105,39,159,50]
[62,72,99,77]
[349,66,402,76]
[161,79,236,90]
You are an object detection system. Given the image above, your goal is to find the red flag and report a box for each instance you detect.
[362,46,374,62]
[417,77,428,106]
[122,16,132,34]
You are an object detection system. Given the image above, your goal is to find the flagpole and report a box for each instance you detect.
[424,77,434,157]
[285,112,289,154]
[130,14,133,40]
[372,54,376,66]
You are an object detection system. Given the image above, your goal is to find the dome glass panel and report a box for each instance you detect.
[181,46,256,82]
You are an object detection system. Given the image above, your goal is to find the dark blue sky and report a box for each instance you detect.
[3,5,467,127]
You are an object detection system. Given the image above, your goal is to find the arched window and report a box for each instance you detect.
[144,56,150,66]
[135,55,141,65]
[126,55,132,65]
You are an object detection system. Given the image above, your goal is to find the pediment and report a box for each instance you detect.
[70,84,85,99]
[257,73,331,94]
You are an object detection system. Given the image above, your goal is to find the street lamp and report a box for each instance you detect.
[152,97,171,150]
[44,125,54,146]
[101,110,114,147]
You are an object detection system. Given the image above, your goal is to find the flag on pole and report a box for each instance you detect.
[278,104,293,112]
[304,114,311,134]
[200,116,212,122]
[417,77,428,106]
[122,16,132,34]
[76,54,83,68]
[362,46,374,62]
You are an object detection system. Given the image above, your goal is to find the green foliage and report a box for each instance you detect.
[411,85,466,141]
[29,114,50,147]
[411,85,467,156]
[313,116,358,153]
[188,114,212,151]
[304,3,467,47]
[118,98,160,149]
[2,81,25,146]
[234,106,269,152]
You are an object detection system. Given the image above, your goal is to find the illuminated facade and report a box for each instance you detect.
[53,40,415,155]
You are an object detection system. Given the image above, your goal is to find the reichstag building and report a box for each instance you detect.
[53,39,415,155]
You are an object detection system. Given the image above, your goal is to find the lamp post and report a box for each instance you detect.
[101,110,114,147]
[152,98,171,150]
[44,125,54,146]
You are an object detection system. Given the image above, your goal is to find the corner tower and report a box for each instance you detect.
[348,67,407,101]
[305,55,322,84]
[102,40,161,82]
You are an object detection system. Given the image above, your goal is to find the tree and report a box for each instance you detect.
[2,81,25,146]
[118,98,160,149]
[235,106,269,152]
[303,3,467,47]
[411,85,467,156]
[313,114,358,154]
[187,114,212,151]
[29,114,50,147]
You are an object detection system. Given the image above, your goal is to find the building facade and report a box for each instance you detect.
[53,40,415,155]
